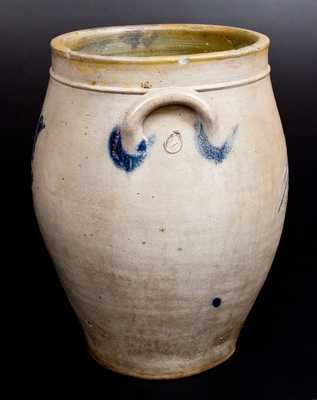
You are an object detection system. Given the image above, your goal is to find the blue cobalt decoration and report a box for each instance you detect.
[32,114,45,158]
[277,165,289,213]
[196,120,238,164]
[108,120,237,172]
[109,126,155,172]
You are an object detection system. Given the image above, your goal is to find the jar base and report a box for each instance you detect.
[88,345,236,380]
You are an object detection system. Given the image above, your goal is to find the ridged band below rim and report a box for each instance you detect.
[49,65,271,94]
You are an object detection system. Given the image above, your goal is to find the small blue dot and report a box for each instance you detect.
[212,297,222,308]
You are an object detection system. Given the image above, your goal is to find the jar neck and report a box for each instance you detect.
[50,49,269,94]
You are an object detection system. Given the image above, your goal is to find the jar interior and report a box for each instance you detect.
[71,28,258,57]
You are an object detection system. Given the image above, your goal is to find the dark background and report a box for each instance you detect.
[2,0,316,398]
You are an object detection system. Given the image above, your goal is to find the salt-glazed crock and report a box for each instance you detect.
[32,24,288,379]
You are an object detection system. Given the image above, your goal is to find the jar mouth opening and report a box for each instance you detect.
[51,24,270,64]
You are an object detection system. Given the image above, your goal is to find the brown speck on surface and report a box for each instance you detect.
[78,164,82,168]
[141,80,152,89]
[84,132,88,136]
[85,156,89,159]
[177,247,183,251]
[142,241,146,245]
[159,227,166,232]
[91,80,97,85]
[214,336,226,345]
[136,192,140,195]
[61,177,64,181]
[152,195,155,198]
[214,328,234,346]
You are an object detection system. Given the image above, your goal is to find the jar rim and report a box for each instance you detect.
[50,24,270,65]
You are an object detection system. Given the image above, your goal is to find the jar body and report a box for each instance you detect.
[32,25,288,379]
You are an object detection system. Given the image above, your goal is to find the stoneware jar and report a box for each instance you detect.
[32,24,288,379]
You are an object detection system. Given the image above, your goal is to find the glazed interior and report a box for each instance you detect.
[51,25,268,62]
[73,28,258,57]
